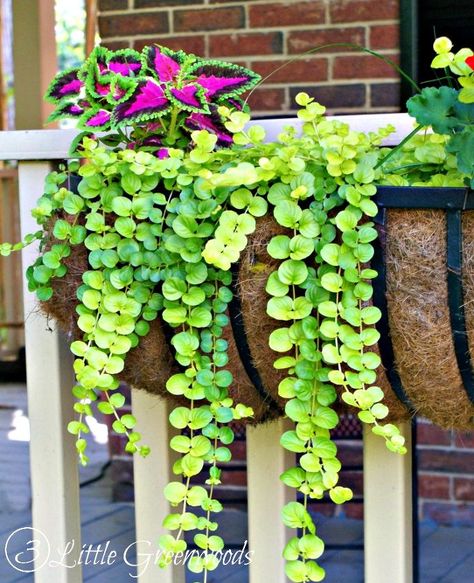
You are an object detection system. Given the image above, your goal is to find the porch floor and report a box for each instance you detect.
[1,383,473,582]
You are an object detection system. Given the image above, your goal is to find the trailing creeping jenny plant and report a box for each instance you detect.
[1,38,472,581]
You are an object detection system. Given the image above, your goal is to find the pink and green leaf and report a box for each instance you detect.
[166,83,210,114]
[113,79,171,126]
[80,108,112,131]
[46,100,87,123]
[106,76,139,106]
[45,68,84,104]
[142,45,187,83]
[185,108,233,146]
[107,49,143,77]
[190,61,261,100]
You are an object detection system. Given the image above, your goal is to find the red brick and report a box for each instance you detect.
[174,7,245,32]
[290,84,366,110]
[422,502,474,526]
[108,433,130,456]
[209,32,283,57]
[333,54,399,79]
[330,0,398,23]
[419,474,450,499]
[222,470,247,486]
[454,478,474,501]
[136,0,202,6]
[288,27,366,54]
[417,421,452,446]
[251,58,328,84]
[229,440,247,460]
[419,449,474,474]
[337,443,363,467]
[370,24,399,50]
[308,502,337,517]
[246,87,287,111]
[341,470,363,495]
[99,11,169,38]
[98,0,128,11]
[249,1,326,28]
[370,82,400,107]
[102,40,131,51]
[133,35,206,55]
[454,430,474,449]
[344,502,364,519]
[110,458,134,484]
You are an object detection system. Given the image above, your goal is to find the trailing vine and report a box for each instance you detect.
[0,38,472,581]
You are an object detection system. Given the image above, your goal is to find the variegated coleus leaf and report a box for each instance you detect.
[82,46,142,101]
[142,45,188,83]
[141,45,210,113]
[113,79,171,126]
[165,83,210,114]
[80,107,113,131]
[185,107,234,146]
[45,68,84,104]
[189,60,261,101]
[107,49,143,76]
[46,100,88,123]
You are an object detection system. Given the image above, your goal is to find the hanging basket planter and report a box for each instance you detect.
[225,185,474,430]
[42,183,474,431]
[373,185,474,430]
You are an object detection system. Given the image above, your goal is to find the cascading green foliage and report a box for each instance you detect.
[1,99,468,583]
[1,36,472,582]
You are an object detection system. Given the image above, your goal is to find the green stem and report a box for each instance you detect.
[374,124,424,170]
[245,43,421,106]
[168,107,179,141]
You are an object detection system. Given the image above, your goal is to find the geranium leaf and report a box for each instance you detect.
[407,86,460,134]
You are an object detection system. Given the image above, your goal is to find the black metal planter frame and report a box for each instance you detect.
[372,185,474,409]
[373,185,474,583]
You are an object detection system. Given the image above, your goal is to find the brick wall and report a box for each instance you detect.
[417,420,474,526]
[97,0,401,115]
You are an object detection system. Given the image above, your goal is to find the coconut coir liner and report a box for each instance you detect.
[238,216,408,423]
[385,209,474,430]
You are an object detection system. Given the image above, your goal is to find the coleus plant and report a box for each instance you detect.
[45,44,260,149]
[1,37,471,582]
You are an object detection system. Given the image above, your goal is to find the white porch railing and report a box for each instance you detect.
[0,114,414,583]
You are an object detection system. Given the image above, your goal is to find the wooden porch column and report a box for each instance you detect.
[12,0,57,129]
[247,419,294,583]
[132,390,186,583]
[364,422,413,583]
[19,160,82,583]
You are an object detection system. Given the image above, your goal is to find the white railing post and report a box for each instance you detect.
[132,390,185,583]
[18,161,83,582]
[364,422,413,583]
[247,419,294,583]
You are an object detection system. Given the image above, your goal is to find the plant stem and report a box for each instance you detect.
[375,124,423,170]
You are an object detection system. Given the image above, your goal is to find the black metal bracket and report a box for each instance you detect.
[229,264,284,416]
[372,205,416,413]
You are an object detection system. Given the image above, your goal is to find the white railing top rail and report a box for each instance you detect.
[0,112,414,161]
